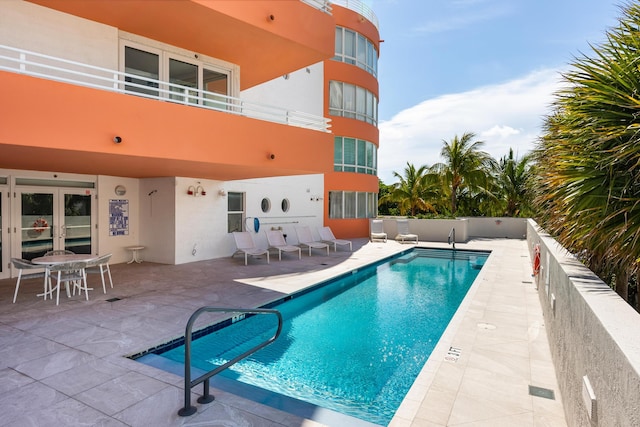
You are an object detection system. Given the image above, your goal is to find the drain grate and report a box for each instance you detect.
[105,297,122,302]
[529,385,555,400]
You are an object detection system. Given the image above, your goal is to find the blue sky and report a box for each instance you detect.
[372,0,623,183]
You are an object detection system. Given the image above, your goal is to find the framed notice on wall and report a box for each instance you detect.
[109,199,129,236]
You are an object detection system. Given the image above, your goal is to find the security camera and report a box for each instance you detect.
[113,136,122,143]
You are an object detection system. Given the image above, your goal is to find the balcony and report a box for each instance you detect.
[0,46,333,180]
[26,0,336,89]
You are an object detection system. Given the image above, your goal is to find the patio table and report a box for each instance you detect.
[32,254,97,299]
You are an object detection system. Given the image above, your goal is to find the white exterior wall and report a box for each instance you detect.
[0,1,118,68]
[241,63,324,117]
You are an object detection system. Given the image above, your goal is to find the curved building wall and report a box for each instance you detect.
[324,5,380,238]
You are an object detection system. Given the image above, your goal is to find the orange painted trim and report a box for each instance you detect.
[325,60,379,98]
[0,72,332,180]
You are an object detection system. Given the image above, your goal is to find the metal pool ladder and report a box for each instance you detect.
[448,227,456,249]
[178,306,283,417]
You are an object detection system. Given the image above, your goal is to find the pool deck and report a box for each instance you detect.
[0,238,566,426]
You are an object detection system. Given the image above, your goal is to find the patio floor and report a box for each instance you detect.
[0,238,567,426]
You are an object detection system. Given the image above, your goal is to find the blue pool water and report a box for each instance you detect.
[140,248,488,425]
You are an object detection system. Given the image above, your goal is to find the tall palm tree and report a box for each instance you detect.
[534,3,640,301]
[431,132,496,215]
[378,162,436,216]
[496,149,534,217]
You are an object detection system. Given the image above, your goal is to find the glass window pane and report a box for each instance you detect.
[343,138,356,166]
[169,58,198,103]
[357,34,366,68]
[124,46,159,96]
[335,27,343,55]
[334,137,343,165]
[345,30,355,61]
[344,192,356,218]
[228,192,243,212]
[329,191,343,219]
[343,84,356,118]
[357,192,367,218]
[203,68,228,109]
[329,81,342,110]
[64,194,91,254]
[357,140,366,167]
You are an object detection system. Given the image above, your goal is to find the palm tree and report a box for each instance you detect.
[378,162,437,216]
[496,149,534,217]
[431,132,496,215]
[534,3,640,301]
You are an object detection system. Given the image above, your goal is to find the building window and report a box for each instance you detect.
[328,191,378,218]
[329,81,377,125]
[121,41,232,105]
[261,198,271,213]
[333,27,378,77]
[227,192,244,232]
[334,137,377,175]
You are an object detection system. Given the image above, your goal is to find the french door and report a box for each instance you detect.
[0,184,9,279]
[15,187,95,261]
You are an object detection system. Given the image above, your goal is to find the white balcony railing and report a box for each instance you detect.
[0,45,331,133]
[330,0,379,31]
[301,0,332,14]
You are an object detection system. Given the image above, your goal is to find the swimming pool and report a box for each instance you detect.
[136,248,488,425]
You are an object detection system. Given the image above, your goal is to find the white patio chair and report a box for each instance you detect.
[232,232,270,265]
[44,249,75,256]
[85,254,113,293]
[318,226,352,251]
[47,261,89,305]
[396,219,418,244]
[11,258,46,303]
[370,219,387,242]
[265,230,301,260]
[295,226,329,256]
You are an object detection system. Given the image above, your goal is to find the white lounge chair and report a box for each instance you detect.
[318,226,352,251]
[232,232,270,265]
[370,219,387,242]
[295,226,329,256]
[396,219,418,244]
[266,230,301,260]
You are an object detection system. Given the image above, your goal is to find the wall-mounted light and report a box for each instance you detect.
[188,185,206,196]
[218,189,227,197]
[268,14,275,21]
[113,136,122,143]
[269,153,276,160]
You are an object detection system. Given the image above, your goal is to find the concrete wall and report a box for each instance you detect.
[526,219,640,427]
[373,217,527,243]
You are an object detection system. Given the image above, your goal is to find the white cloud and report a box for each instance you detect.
[377,68,564,183]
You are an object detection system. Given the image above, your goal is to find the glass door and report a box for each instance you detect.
[0,185,9,279]
[16,188,95,260]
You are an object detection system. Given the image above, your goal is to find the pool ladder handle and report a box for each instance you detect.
[178,306,283,417]
[448,227,456,249]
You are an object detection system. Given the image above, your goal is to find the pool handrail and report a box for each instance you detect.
[448,227,456,249]
[178,306,283,416]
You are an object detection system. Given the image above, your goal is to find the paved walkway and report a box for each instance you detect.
[0,238,566,426]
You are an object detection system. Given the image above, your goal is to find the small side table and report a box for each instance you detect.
[125,246,145,264]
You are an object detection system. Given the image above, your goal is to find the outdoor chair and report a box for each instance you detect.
[318,226,352,251]
[370,219,387,242]
[295,226,329,256]
[232,232,270,265]
[10,258,46,303]
[395,219,418,244]
[85,254,113,293]
[44,249,75,256]
[47,261,89,305]
[265,230,301,260]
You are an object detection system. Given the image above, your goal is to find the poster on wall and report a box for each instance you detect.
[109,199,129,236]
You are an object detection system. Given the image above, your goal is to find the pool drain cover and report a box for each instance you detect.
[529,385,555,400]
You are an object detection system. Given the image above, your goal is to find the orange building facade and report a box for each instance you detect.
[0,0,380,277]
